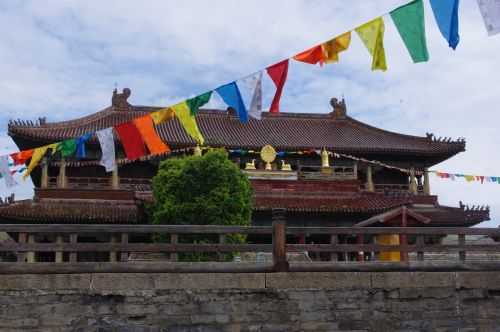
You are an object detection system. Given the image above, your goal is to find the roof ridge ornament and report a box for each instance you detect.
[112,88,132,110]
[330,97,347,119]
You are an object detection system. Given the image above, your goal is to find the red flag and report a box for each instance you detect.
[293,45,325,65]
[266,60,289,113]
[115,122,147,161]
[10,149,34,166]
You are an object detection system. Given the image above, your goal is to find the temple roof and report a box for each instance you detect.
[8,102,465,162]
[0,199,141,224]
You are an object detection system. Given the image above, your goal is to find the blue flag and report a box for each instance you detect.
[76,133,92,159]
[430,0,460,50]
[216,82,248,123]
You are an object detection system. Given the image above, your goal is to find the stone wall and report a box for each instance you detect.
[1,271,500,331]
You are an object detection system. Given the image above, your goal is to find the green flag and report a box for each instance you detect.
[57,139,77,157]
[390,0,429,63]
[186,91,213,116]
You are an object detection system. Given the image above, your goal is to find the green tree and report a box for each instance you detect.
[150,149,252,260]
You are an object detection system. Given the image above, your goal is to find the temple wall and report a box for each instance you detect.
[1,271,500,331]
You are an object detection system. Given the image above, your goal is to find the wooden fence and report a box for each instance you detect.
[1,220,500,274]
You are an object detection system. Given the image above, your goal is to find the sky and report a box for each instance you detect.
[0,0,499,226]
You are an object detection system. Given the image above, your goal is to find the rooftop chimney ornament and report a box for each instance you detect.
[330,97,347,119]
[112,88,132,110]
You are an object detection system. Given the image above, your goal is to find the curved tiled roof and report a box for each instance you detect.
[0,199,141,224]
[8,105,465,157]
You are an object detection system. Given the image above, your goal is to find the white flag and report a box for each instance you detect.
[0,155,17,188]
[96,128,116,172]
[239,72,263,120]
[477,0,500,36]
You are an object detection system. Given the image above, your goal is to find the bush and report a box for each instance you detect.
[150,149,252,261]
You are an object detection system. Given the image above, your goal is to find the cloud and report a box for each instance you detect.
[0,0,499,226]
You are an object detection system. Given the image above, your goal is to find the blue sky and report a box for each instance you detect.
[0,0,499,226]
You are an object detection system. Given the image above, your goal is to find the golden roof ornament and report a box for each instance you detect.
[260,145,276,171]
[193,145,202,157]
[321,148,330,168]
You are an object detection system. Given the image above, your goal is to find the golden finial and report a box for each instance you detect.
[194,145,202,157]
[321,148,330,168]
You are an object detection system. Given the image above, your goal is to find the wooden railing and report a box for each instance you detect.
[1,220,500,274]
[48,176,152,190]
[298,165,357,181]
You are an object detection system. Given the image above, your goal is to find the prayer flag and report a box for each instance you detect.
[430,0,460,49]
[293,45,324,65]
[240,72,263,120]
[96,128,116,172]
[216,82,248,123]
[115,122,147,161]
[355,17,387,71]
[390,0,429,63]
[57,139,77,158]
[266,60,289,113]
[76,133,92,159]
[151,108,175,125]
[477,0,500,36]
[186,91,213,116]
[23,143,58,179]
[171,102,205,145]
[321,32,351,63]
[11,149,34,166]
[0,155,16,188]
[133,114,170,155]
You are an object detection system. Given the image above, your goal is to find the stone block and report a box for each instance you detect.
[154,273,265,290]
[91,273,155,291]
[265,272,371,289]
[457,272,500,290]
[371,272,455,290]
[0,274,90,290]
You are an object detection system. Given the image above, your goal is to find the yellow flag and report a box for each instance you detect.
[355,17,387,71]
[23,143,58,179]
[322,32,351,63]
[151,107,175,125]
[171,101,205,145]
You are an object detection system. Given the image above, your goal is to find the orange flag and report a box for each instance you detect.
[10,149,34,166]
[293,45,325,65]
[321,32,351,63]
[133,115,170,155]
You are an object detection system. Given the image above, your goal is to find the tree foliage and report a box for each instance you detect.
[151,149,252,227]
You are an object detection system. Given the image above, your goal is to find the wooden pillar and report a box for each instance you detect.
[27,234,36,263]
[272,208,289,272]
[120,233,129,262]
[356,235,364,262]
[69,233,77,263]
[416,235,424,261]
[111,166,120,189]
[400,207,409,262]
[40,158,49,189]
[58,157,67,189]
[423,168,431,195]
[409,168,418,195]
[366,165,374,192]
[55,235,63,263]
[459,234,466,262]
[330,235,338,262]
[218,234,226,261]
[17,233,27,263]
[170,234,178,262]
[109,234,118,262]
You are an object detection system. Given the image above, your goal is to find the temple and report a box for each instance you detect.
[1,88,490,229]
